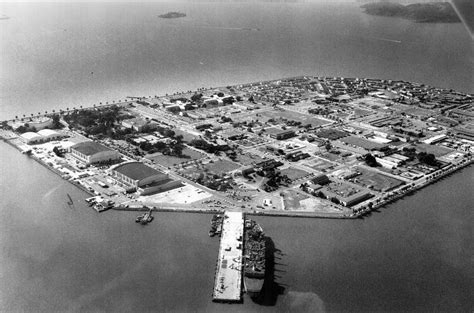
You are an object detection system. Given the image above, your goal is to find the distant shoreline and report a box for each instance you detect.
[158,12,186,19]
[361,2,461,23]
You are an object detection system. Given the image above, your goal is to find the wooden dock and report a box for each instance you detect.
[212,211,244,302]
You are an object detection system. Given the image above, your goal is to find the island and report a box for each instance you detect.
[158,12,186,19]
[361,2,461,23]
[1,76,473,220]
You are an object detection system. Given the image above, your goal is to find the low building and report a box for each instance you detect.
[21,132,43,145]
[37,129,64,141]
[121,118,153,132]
[307,183,322,193]
[321,188,373,207]
[376,157,399,169]
[110,161,182,195]
[311,174,330,185]
[268,128,296,140]
[422,134,447,145]
[70,141,121,165]
[28,117,53,131]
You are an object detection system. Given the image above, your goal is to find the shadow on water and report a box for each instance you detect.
[250,236,286,306]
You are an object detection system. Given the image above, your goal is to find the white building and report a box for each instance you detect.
[70,141,121,165]
[37,129,63,141]
[21,132,43,145]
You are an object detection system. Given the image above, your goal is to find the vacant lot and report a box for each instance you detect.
[341,136,386,150]
[233,153,265,166]
[316,129,348,140]
[201,159,241,174]
[261,110,331,127]
[352,167,404,192]
[415,143,453,157]
[280,167,311,182]
[147,147,205,167]
[281,189,309,210]
[173,129,199,143]
[304,157,335,172]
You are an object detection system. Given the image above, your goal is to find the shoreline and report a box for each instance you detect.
[2,74,472,220]
[3,134,471,220]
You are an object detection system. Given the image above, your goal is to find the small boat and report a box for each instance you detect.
[66,193,74,207]
[136,208,154,225]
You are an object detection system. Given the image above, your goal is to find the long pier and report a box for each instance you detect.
[212,211,244,303]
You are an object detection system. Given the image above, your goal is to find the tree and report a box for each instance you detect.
[325,141,332,151]
[191,93,203,101]
[365,154,377,167]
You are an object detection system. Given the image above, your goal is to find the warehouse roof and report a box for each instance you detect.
[112,162,164,181]
[21,132,42,140]
[71,141,113,155]
[37,129,60,137]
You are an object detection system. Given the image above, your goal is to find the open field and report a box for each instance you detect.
[303,157,336,172]
[146,147,205,167]
[352,167,405,192]
[280,166,311,182]
[202,159,241,174]
[232,152,265,166]
[415,143,454,157]
[260,109,331,126]
[137,183,211,205]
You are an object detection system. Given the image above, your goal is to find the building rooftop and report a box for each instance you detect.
[37,129,60,137]
[71,141,113,156]
[21,132,42,140]
[112,161,164,181]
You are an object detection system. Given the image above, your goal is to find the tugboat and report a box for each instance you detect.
[136,208,154,225]
[243,219,266,298]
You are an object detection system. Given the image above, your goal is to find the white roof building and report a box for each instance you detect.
[21,132,43,144]
[37,129,62,140]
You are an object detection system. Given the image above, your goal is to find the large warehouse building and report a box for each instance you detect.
[110,161,182,195]
[70,141,121,165]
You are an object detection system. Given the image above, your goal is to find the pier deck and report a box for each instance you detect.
[212,211,244,302]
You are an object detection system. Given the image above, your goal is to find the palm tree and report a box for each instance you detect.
[15,115,18,120]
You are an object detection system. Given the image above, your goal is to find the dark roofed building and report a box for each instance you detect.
[311,174,330,185]
[267,128,296,140]
[111,162,168,188]
[110,161,182,195]
[70,141,120,165]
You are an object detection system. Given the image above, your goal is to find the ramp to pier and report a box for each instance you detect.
[212,211,244,302]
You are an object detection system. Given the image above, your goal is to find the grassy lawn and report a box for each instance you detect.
[173,129,199,143]
[233,153,265,166]
[304,157,335,172]
[353,167,404,192]
[146,147,205,167]
[415,143,453,157]
[280,167,310,182]
[201,159,241,174]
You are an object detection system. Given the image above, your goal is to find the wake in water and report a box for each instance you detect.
[161,18,260,32]
[370,37,402,44]
[43,183,63,199]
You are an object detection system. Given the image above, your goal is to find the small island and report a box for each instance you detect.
[158,12,186,19]
[361,2,460,23]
